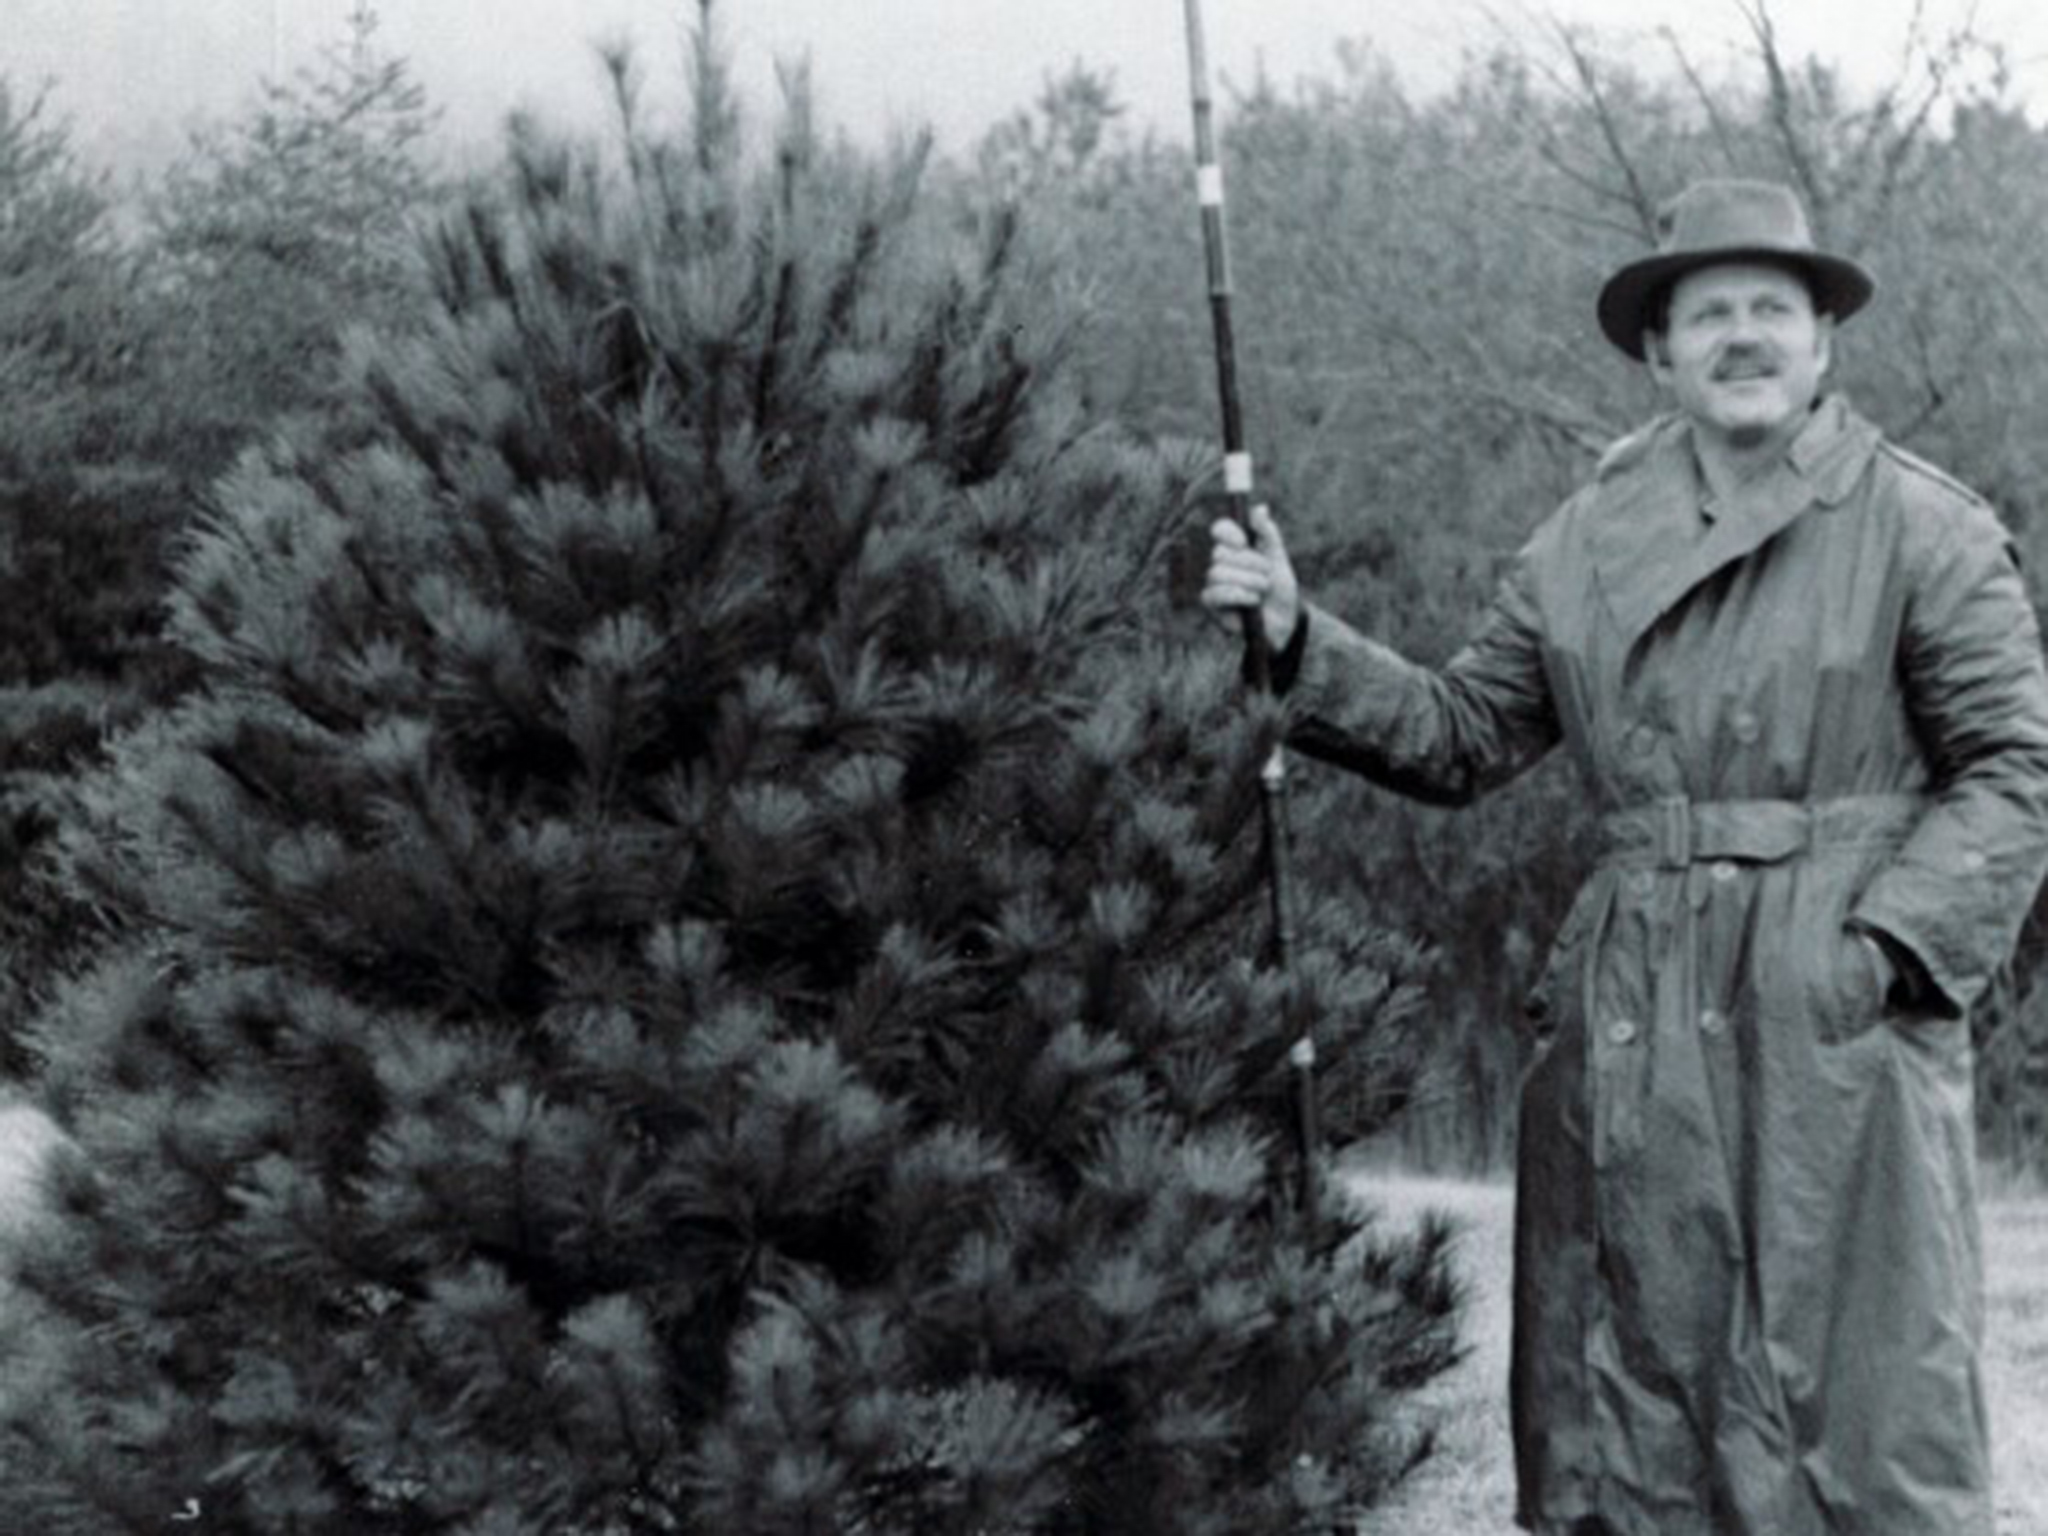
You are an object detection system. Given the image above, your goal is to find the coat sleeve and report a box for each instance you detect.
[1278,546,1561,807]
[1850,498,2048,1017]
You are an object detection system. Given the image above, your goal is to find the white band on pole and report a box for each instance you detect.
[1224,452,1253,493]
[1197,164,1225,206]
[1289,1035,1317,1069]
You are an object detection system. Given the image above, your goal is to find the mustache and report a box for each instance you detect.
[1711,345,1783,379]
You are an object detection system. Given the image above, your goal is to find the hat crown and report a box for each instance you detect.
[1655,179,1816,259]
[1596,177,1874,359]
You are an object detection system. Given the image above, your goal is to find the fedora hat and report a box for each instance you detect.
[1597,179,1875,359]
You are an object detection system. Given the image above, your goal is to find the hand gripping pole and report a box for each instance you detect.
[1183,0,1317,1239]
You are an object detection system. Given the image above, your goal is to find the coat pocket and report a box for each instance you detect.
[1811,924,1892,1046]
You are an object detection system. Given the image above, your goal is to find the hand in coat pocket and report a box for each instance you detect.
[1815,925,1897,1042]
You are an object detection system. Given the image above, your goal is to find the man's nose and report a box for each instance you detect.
[1724,309,1762,345]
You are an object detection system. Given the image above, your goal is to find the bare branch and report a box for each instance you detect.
[1549,19,1660,239]
[1992,269,2048,345]
[1474,2,1660,236]
[1845,8,1991,241]
[1455,378,1623,456]
[1660,28,1743,172]
[1894,307,1954,441]
[1249,316,1626,460]
[1530,127,1647,213]
[1864,67,1947,224]
[1371,337,1632,455]
[1505,194,1651,244]
[1737,0,1831,235]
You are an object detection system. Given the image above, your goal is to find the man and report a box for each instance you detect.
[1204,179,2048,1535]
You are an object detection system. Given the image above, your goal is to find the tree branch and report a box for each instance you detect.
[1894,307,1953,441]
[1659,29,1743,172]
[1737,0,1832,236]
[1549,19,1661,239]
[1506,194,1652,244]
[1992,268,2048,345]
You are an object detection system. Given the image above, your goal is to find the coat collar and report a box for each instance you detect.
[1591,394,1881,648]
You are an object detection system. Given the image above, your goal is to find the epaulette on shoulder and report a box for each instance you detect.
[1877,442,1989,510]
[1594,414,1679,482]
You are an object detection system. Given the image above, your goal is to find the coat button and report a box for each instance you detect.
[1627,870,1655,898]
[1699,1009,1726,1036]
[1709,860,1738,883]
[1607,1018,1640,1046]
[1628,724,1660,756]
[1962,850,1988,872]
[1730,710,1762,745]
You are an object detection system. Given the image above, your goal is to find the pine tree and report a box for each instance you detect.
[1,21,1452,1534]
[0,81,187,1065]
[0,10,442,1071]
[145,0,439,477]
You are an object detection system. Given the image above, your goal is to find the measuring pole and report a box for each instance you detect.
[1182,0,1318,1239]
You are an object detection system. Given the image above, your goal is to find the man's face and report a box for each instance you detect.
[1647,261,1833,452]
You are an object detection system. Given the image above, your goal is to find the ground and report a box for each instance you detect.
[1349,1167,2048,1536]
[3,1099,2044,1532]
[0,1098,65,1246]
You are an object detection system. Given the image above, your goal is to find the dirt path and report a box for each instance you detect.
[0,1099,66,1243]
[1348,1173,1518,1536]
[1348,1169,2048,1536]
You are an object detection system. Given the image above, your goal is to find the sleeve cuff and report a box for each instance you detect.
[1258,609,1310,695]
[1846,917,1952,1017]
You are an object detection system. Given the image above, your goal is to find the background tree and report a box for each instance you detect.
[144,0,439,478]
[0,82,183,1068]
[983,2,2048,1167]
[975,61,1128,198]
[0,4,445,1077]
[0,20,1453,1533]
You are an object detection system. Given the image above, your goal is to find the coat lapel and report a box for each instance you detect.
[1593,396,1880,651]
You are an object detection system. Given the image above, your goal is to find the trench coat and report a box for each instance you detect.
[1281,395,2048,1535]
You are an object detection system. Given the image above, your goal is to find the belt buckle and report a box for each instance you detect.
[1656,796,1691,868]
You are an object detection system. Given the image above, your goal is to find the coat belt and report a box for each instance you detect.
[1596,794,1925,869]
[1577,793,1927,1169]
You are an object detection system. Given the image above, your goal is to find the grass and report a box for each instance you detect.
[1347,1166,2048,1536]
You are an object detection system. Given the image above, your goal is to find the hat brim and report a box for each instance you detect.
[1598,247,1876,360]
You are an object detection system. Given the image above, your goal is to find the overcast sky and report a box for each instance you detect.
[8,1,2047,182]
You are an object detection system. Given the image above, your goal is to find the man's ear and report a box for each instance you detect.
[1814,312,1836,378]
[1643,330,1672,384]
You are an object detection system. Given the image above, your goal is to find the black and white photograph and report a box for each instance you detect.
[4,3,2048,1532]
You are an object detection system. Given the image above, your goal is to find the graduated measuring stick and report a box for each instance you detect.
[1182,0,1319,1237]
